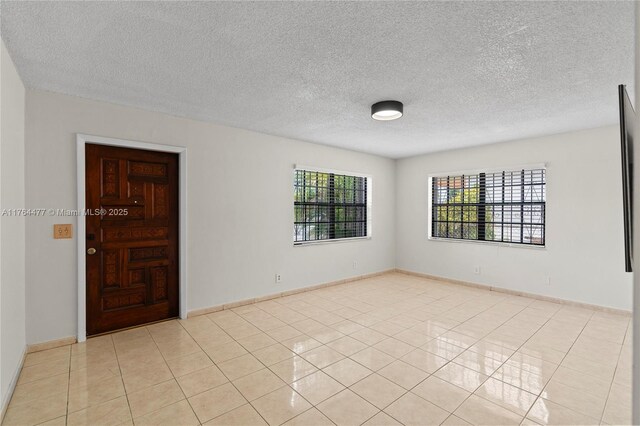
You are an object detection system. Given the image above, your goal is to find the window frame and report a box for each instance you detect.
[427,164,547,249]
[293,165,372,246]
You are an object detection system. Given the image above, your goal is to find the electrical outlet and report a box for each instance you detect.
[353,261,358,269]
[275,273,282,283]
[53,224,73,239]
[474,266,481,274]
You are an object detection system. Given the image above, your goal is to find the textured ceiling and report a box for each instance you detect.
[0,1,635,158]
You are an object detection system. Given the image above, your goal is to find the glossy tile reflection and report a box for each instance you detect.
[2,272,631,425]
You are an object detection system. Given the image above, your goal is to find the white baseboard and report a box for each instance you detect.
[1,337,76,422]
[396,268,631,316]
[26,336,76,354]
[188,269,395,317]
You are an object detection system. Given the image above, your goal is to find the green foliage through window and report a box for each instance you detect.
[431,169,545,245]
[294,170,367,243]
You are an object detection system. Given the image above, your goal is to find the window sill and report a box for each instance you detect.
[427,236,546,250]
[294,236,372,247]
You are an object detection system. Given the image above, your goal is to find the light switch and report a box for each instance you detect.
[53,224,73,239]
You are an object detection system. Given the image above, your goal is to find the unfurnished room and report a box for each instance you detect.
[0,1,639,425]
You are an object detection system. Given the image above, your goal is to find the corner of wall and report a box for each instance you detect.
[0,38,28,418]
[392,156,400,269]
[0,347,25,423]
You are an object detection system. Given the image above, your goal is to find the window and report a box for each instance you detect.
[294,169,368,243]
[431,168,546,246]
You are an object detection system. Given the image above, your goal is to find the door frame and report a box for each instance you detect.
[76,134,188,342]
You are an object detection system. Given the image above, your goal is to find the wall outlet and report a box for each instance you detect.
[353,261,358,269]
[275,273,282,283]
[474,266,481,274]
[53,224,73,239]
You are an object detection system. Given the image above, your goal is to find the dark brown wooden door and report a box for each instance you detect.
[85,144,179,335]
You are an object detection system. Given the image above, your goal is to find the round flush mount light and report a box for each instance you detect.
[371,100,403,121]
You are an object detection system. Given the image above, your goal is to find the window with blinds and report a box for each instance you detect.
[294,169,368,243]
[431,168,546,246]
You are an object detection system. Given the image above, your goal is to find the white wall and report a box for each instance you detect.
[20,75,633,344]
[24,90,396,344]
[396,126,632,310]
[0,41,26,413]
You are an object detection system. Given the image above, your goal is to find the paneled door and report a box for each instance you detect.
[85,144,179,335]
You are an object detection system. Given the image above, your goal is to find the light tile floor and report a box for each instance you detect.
[2,272,632,426]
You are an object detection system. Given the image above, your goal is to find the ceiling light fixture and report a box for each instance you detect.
[371,100,403,121]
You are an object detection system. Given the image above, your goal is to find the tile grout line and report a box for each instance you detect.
[290,277,555,424]
[112,330,162,425]
[188,300,386,424]
[519,308,597,423]
[145,324,201,424]
[499,310,573,422]
[11,274,630,426]
[595,315,632,425]
[425,297,599,423]
[330,281,538,425]
[175,313,282,425]
[68,334,127,424]
[108,334,133,426]
[401,292,539,424]
[75,296,577,426]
